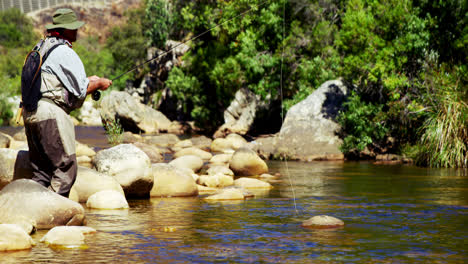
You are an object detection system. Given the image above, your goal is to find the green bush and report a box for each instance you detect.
[145,0,172,48]
[337,92,388,153]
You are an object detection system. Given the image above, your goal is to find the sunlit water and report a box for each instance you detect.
[0,127,467,263]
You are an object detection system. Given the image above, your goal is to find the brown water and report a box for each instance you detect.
[0,127,467,263]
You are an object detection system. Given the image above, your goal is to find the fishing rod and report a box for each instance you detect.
[93,0,270,100]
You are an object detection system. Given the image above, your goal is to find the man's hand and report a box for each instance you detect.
[87,76,113,95]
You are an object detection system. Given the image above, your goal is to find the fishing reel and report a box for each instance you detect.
[92,91,101,101]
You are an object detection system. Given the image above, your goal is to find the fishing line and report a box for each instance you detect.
[278,0,299,215]
[111,0,271,82]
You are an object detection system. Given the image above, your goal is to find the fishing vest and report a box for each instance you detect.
[22,37,84,114]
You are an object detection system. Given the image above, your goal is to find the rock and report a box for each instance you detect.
[190,135,212,151]
[69,188,79,202]
[214,88,280,138]
[171,139,193,152]
[197,184,219,194]
[144,134,180,147]
[248,135,278,160]
[40,226,85,246]
[122,131,143,143]
[169,155,204,172]
[93,144,153,198]
[234,177,272,189]
[173,147,212,161]
[79,100,102,126]
[276,80,348,161]
[301,215,344,229]
[0,148,18,190]
[0,179,85,230]
[204,188,245,201]
[198,174,234,188]
[226,133,248,150]
[100,90,172,134]
[0,224,35,251]
[209,153,233,165]
[151,163,198,197]
[132,142,164,163]
[86,190,129,209]
[0,149,33,190]
[77,155,92,167]
[206,165,234,177]
[75,141,96,157]
[0,132,10,148]
[9,140,28,150]
[229,147,268,176]
[13,128,26,141]
[211,138,234,153]
[71,166,124,203]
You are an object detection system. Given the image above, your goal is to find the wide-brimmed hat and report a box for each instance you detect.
[45,8,85,30]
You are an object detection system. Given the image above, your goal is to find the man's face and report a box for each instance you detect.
[63,29,78,42]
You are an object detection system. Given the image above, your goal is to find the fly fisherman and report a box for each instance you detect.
[23,8,112,197]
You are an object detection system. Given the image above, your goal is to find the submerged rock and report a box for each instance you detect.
[40,226,85,246]
[234,177,272,189]
[301,215,344,229]
[0,179,85,231]
[0,224,35,251]
[204,188,245,201]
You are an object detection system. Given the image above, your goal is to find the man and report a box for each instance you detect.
[23,8,112,197]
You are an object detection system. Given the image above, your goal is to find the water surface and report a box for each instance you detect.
[0,127,466,263]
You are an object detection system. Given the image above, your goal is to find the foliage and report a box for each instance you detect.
[0,8,38,125]
[103,118,124,146]
[106,7,148,90]
[337,92,388,153]
[145,0,172,48]
[0,8,36,47]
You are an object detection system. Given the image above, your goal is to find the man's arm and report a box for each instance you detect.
[87,76,112,95]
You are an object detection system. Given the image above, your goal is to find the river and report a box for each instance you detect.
[0,126,467,263]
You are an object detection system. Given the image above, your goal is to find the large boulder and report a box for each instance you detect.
[0,224,35,251]
[0,179,85,231]
[150,163,198,197]
[213,88,281,138]
[229,148,268,176]
[93,144,153,198]
[100,90,172,134]
[276,80,348,161]
[71,166,124,203]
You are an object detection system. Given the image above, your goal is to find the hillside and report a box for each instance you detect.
[27,0,142,43]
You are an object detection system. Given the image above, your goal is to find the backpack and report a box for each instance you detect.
[21,39,63,112]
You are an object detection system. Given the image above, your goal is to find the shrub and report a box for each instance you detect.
[337,91,388,153]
